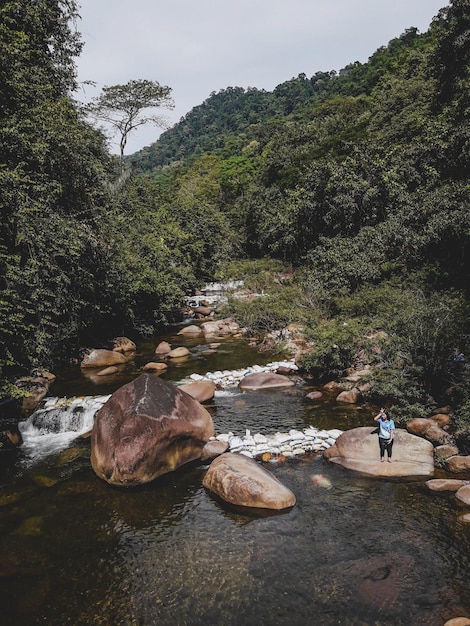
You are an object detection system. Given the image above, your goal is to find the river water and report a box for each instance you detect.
[1,327,469,625]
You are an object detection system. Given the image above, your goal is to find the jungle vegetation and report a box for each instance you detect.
[1,0,469,429]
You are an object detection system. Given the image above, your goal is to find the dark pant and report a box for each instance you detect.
[379,437,393,459]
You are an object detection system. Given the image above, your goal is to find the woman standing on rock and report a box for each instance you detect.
[374,408,395,463]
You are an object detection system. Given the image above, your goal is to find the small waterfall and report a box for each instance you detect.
[18,395,110,463]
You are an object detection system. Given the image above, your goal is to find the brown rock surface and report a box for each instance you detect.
[455,484,470,505]
[325,427,435,478]
[177,325,202,335]
[180,380,216,403]
[112,337,136,353]
[238,372,295,390]
[430,413,451,427]
[203,452,296,510]
[201,440,229,461]
[166,346,190,358]
[425,479,467,492]
[91,373,215,486]
[155,341,171,355]
[445,618,470,626]
[447,455,470,473]
[80,349,128,369]
[406,418,452,445]
[142,362,168,372]
[435,444,460,459]
[336,388,361,404]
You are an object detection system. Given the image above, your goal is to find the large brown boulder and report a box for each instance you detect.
[91,374,215,486]
[324,427,435,478]
[80,349,128,369]
[406,418,452,445]
[203,452,296,510]
[238,372,295,390]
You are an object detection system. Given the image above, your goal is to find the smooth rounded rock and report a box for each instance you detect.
[455,484,470,506]
[166,346,190,358]
[325,427,435,478]
[444,618,470,626]
[406,418,451,445]
[177,325,202,335]
[142,362,168,372]
[336,388,361,404]
[201,440,229,462]
[80,349,128,369]
[180,380,216,403]
[203,452,296,510]
[447,455,470,473]
[111,337,136,353]
[155,341,171,355]
[238,372,295,390]
[425,479,467,492]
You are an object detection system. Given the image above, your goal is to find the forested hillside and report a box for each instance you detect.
[1,0,469,431]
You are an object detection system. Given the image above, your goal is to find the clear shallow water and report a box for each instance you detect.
[1,328,470,625]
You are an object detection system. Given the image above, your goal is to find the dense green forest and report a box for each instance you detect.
[1,1,469,431]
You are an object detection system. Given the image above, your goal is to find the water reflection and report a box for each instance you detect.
[1,332,469,625]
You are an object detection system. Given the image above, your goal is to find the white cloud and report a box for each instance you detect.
[75,0,447,154]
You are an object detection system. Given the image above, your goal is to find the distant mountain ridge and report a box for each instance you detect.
[129,27,424,173]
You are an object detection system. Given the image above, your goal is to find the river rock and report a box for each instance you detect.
[446,455,470,473]
[80,349,128,369]
[435,444,460,459]
[425,479,467,492]
[180,380,216,403]
[155,341,172,355]
[444,618,470,626]
[201,440,229,461]
[306,391,323,400]
[0,428,23,449]
[455,484,470,505]
[238,372,295,390]
[324,427,435,477]
[166,346,190,358]
[406,418,452,445]
[194,306,212,317]
[336,388,361,404]
[91,373,215,486]
[177,325,202,335]
[16,376,50,416]
[429,413,452,427]
[203,452,296,510]
[111,337,136,353]
[142,362,168,372]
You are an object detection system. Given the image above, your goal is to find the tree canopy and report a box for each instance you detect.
[88,79,174,167]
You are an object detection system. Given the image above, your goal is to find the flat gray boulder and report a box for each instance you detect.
[203,452,296,510]
[324,427,434,478]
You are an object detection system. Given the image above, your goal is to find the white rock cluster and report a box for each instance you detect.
[213,426,343,460]
[182,359,299,389]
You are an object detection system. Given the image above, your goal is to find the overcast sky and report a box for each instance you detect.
[75,0,448,155]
